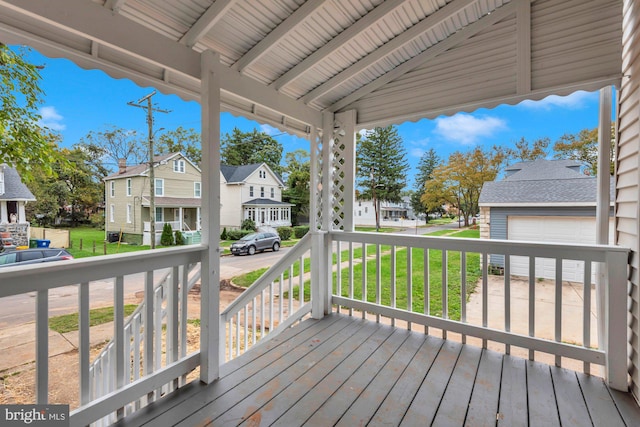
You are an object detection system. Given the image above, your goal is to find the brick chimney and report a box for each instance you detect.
[118,159,127,174]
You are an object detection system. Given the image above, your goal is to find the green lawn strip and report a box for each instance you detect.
[354,226,398,233]
[449,229,480,238]
[49,304,138,334]
[334,247,480,321]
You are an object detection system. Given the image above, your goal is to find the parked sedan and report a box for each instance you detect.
[0,248,74,268]
[230,232,281,256]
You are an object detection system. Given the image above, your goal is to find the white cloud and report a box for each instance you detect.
[38,106,66,131]
[260,124,280,135]
[519,91,597,110]
[410,147,425,158]
[434,113,506,145]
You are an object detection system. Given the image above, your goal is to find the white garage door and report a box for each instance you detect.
[507,216,614,283]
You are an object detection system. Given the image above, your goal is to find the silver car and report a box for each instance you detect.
[230,232,281,256]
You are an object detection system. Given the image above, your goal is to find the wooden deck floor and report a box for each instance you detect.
[118,314,640,426]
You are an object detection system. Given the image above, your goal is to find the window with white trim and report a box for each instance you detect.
[155,178,164,196]
[155,207,163,222]
[126,204,132,223]
[260,187,265,197]
[194,182,201,198]
[110,204,115,222]
[173,159,185,173]
[126,178,132,196]
[270,188,274,198]
[249,186,254,197]
[110,181,115,197]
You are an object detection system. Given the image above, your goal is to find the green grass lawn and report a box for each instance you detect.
[67,227,160,258]
[49,304,138,333]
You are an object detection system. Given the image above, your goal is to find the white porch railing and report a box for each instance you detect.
[329,231,629,390]
[143,221,181,232]
[88,263,201,426]
[220,233,313,361]
[0,231,630,426]
[0,246,203,427]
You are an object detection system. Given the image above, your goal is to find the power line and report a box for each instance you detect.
[127,91,170,249]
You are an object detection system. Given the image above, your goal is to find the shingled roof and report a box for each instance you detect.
[479,159,614,205]
[0,165,36,201]
[221,164,284,187]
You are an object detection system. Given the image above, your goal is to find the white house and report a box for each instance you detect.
[354,196,415,227]
[0,165,35,247]
[220,163,293,229]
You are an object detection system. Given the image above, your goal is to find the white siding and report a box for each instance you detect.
[618,0,640,400]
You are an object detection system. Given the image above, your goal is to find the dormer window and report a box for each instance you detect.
[173,159,185,173]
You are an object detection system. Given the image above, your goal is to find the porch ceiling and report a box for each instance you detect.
[0,0,623,134]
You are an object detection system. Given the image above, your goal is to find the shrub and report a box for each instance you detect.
[293,225,309,238]
[220,227,228,240]
[160,223,174,246]
[89,212,105,229]
[226,229,254,240]
[277,226,293,240]
[174,230,184,245]
[241,219,256,231]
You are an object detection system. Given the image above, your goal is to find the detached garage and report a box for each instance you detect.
[479,159,614,283]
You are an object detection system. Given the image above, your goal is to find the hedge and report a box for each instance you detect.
[277,226,293,240]
[293,225,310,238]
[226,229,255,240]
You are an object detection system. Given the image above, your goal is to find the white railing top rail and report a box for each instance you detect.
[330,231,629,261]
[0,245,205,298]
[221,232,312,322]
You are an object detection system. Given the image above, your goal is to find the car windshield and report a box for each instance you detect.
[239,234,258,241]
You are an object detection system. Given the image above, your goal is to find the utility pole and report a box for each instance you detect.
[128,91,170,249]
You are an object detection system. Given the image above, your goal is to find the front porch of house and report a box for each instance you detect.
[2,0,640,426]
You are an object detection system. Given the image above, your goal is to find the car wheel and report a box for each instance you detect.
[272,242,280,252]
[248,245,256,255]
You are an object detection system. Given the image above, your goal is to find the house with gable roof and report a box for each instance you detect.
[220,163,293,229]
[0,164,36,247]
[104,153,292,244]
[479,159,615,282]
[104,152,202,245]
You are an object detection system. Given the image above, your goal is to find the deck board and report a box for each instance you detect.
[120,313,640,427]
[464,350,503,427]
[432,344,483,426]
[401,340,463,425]
[551,367,591,426]
[527,361,560,426]
[498,355,528,427]
[302,328,411,426]
[369,336,444,424]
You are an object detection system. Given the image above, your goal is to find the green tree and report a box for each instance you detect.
[411,148,441,223]
[0,45,65,181]
[505,137,550,162]
[282,149,310,226]
[553,126,615,176]
[25,145,104,226]
[221,127,283,174]
[161,222,174,246]
[80,125,144,172]
[422,147,503,227]
[156,126,201,165]
[356,126,409,231]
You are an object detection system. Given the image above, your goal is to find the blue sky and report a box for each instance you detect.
[26,48,605,184]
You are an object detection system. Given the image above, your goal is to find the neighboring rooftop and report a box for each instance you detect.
[480,159,613,205]
[0,165,36,201]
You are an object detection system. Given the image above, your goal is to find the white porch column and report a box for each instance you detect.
[0,202,7,223]
[179,206,183,231]
[200,50,221,384]
[334,110,357,232]
[596,86,613,358]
